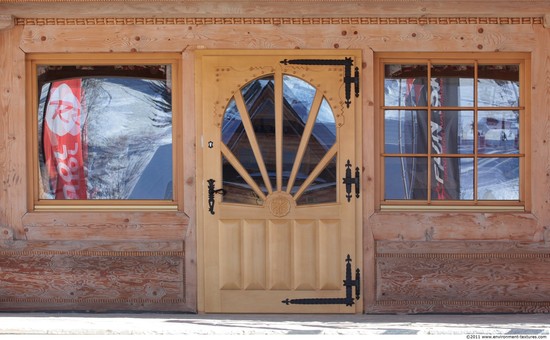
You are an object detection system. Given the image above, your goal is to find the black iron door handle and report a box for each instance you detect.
[207,179,226,215]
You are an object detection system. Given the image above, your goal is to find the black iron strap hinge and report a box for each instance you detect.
[282,255,361,307]
[280,57,360,108]
[207,179,226,215]
[342,159,360,202]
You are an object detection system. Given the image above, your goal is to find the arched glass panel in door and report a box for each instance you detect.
[221,74,337,206]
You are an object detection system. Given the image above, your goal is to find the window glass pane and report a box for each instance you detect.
[384,110,428,154]
[477,111,519,154]
[431,110,474,155]
[431,65,474,107]
[296,156,337,205]
[222,156,263,205]
[282,75,315,177]
[243,76,277,190]
[384,64,428,107]
[431,157,473,200]
[222,98,267,196]
[222,99,241,145]
[477,65,520,107]
[384,157,428,200]
[291,98,336,199]
[312,99,336,150]
[291,123,334,195]
[477,158,519,200]
[282,75,316,120]
[38,65,172,200]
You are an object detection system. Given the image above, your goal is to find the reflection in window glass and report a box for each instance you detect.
[431,65,474,107]
[222,98,267,198]
[384,157,428,200]
[222,99,241,145]
[220,74,337,206]
[313,99,336,150]
[431,158,474,200]
[478,111,519,154]
[478,65,519,107]
[37,65,172,200]
[243,76,277,190]
[382,58,524,204]
[222,156,263,205]
[384,64,428,107]
[282,76,315,176]
[296,156,337,205]
[477,158,519,200]
[384,110,428,154]
[431,111,475,155]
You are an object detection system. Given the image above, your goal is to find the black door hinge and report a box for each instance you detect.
[342,159,360,202]
[282,254,361,307]
[280,57,360,108]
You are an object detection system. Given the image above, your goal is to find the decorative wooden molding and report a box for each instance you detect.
[375,300,550,307]
[0,15,14,30]
[0,297,186,304]
[0,249,185,257]
[14,16,544,26]
[377,252,550,259]
[0,0,547,2]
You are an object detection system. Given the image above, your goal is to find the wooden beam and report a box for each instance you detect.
[2,2,550,19]
[0,15,14,31]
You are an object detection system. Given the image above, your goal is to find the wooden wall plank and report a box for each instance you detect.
[530,25,550,229]
[0,25,26,239]
[19,23,539,54]
[0,252,186,312]
[377,256,550,301]
[369,212,540,241]
[21,212,188,241]
[23,225,187,241]
[372,241,550,313]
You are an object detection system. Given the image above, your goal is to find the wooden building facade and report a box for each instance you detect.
[1,0,550,314]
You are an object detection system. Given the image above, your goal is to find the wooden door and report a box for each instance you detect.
[197,50,362,313]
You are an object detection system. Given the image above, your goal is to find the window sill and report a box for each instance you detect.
[379,204,525,213]
[32,203,179,212]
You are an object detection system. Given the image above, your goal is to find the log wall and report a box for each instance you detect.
[1,0,550,313]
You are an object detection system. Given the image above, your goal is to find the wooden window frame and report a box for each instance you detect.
[26,53,183,212]
[374,52,531,212]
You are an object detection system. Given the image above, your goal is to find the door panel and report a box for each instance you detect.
[198,50,362,313]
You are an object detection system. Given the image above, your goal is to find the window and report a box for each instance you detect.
[376,53,529,211]
[221,75,337,206]
[27,53,181,210]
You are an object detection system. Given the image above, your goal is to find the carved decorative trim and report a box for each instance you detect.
[14,16,544,26]
[375,300,550,307]
[0,250,184,257]
[0,297,185,304]
[377,252,550,259]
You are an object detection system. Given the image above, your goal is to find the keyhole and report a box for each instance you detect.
[208,141,214,148]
